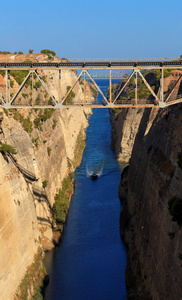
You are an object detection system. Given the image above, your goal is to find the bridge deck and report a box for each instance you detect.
[0,59,182,109]
[0,60,182,70]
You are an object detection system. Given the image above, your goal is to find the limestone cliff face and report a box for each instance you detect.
[0,106,90,299]
[0,54,94,299]
[0,152,39,300]
[118,104,182,300]
[110,108,144,163]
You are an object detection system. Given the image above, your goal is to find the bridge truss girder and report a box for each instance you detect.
[0,64,182,109]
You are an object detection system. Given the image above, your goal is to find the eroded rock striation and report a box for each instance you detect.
[115,104,182,299]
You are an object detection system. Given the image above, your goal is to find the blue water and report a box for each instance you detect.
[44,80,127,300]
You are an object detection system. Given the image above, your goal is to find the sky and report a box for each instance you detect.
[1,0,182,59]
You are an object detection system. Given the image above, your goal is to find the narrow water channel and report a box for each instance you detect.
[44,81,127,300]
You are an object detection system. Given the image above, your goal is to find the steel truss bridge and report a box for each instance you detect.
[1,58,182,109]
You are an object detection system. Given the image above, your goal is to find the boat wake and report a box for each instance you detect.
[86,162,104,179]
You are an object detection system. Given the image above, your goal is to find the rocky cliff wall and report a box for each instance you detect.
[0,106,90,299]
[110,108,144,163]
[0,106,91,299]
[118,104,182,300]
[0,54,94,299]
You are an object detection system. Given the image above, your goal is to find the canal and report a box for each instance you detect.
[44,81,127,300]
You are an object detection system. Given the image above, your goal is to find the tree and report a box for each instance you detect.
[0,143,17,160]
[29,49,34,54]
[0,143,17,155]
[40,49,56,56]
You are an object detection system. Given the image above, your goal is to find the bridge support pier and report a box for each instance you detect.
[160,68,164,102]
[32,71,34,105]
[84,71,86,105]
[135,71,138,105]
[110,69,112,103]
[6,70,10,104]
[58,70,62,102]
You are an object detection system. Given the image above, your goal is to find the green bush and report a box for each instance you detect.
[42,180,48,188]
[33,109,54,130]
[3,108,9,116]
[25,77,32,88]
[53,174,74,223]
[48,97,54,105]
[47,147,52,157]
[10,70,29,85]
[12,111,33,133]
[0,51,11,54]
[22,93,28,98]
[35,81,41,89]
[66,86,75,104]
[0,143,17,155]
[168,196,182,226]
[0,70,5,77]
[35,96,41,105]
[34,117,41,128]
[52,119,57,130]
[10,78,14,88]
[39,108,54,121]
[32,137,39,147]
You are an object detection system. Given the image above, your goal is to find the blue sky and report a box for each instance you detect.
[1,0,182,59]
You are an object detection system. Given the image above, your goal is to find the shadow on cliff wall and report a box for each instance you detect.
[33,185,53,226]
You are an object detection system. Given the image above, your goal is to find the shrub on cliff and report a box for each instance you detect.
[12,111,33,133]
[53,188,68,223]
[168,196,182,226]
[53,174,74,224]
[0,143,17,155]
[42,180,48,188]
[10,70,29,85]
[33,109,55,130]
[66,86,75,104]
